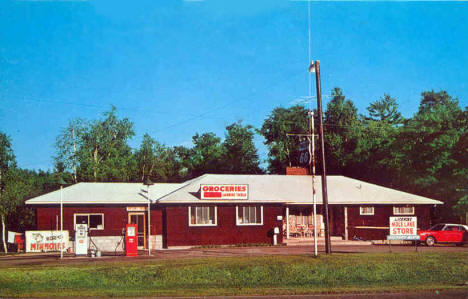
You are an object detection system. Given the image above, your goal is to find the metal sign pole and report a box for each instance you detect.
[147,184,151,256]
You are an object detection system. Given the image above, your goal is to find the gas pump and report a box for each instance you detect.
[125,224,138,257]
[75,223,88,256]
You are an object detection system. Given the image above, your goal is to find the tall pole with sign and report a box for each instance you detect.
[313,60,331,254]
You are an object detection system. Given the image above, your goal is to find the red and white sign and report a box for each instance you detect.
[25,230,69,253]
[390,217,417,236]
[201,184,248,200]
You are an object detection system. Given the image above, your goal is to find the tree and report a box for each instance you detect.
[397,90,466,221]
[367,94,403,124]
[55,119,87,183]
[323,87,362,175]
[222,122,263,174]
[0,132,16,252]
[133,134,185,183]
[55,107,135,182]
[259,105,308,174]
[189,132,224,177]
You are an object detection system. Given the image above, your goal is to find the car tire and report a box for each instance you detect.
[425,236,435,246]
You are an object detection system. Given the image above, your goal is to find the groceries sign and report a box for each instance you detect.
[201,184,248,200]
[25,230,69,253]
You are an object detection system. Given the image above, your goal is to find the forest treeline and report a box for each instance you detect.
[0,88,467,243]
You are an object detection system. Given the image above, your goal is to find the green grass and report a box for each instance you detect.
[0,252,467,297]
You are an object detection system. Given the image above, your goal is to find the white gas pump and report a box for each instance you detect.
[75,223,88,255]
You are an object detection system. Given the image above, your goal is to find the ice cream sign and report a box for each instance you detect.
[201,184,248,200]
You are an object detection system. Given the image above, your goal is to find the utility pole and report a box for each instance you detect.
[309,111,318,257]
[313,60,331,254]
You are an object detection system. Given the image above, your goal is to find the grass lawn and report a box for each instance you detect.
[0,252,467,297]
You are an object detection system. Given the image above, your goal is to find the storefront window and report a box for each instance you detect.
[236,206,263,225]
[393,206,414,215]
[74,213,104,230]
[189,206,217,226]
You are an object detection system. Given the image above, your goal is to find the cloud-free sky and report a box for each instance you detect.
[1,0,467,171]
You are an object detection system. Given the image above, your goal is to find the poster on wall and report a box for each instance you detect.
[201,184,248,200]
[25,230,70,253]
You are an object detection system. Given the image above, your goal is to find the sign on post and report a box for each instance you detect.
[25,231,69,253]
[201,184,248,200]
[388,217,420,241]
[298,139,311,167]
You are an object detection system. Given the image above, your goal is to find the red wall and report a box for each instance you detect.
[347,205,432,240]
[35,205,163,236]
[164,204,284,247]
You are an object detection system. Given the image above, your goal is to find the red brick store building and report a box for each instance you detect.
[26,174,442,251]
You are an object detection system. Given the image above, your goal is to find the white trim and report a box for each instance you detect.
[236,205,263,226]
[393,206,415,215]
[188,206,217,227]
[73,213,104,230]
[359,206,374,216]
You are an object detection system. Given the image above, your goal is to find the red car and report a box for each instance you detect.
[418,223,468,246]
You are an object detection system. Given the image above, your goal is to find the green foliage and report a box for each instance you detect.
[55,107,135,182]
[366,94,403,124]
[133,133,185,183]
[260,88,467,221]
[190,132,225,177]
[223,122,263,174]
[324,87,363,175]
[259,105,308,174]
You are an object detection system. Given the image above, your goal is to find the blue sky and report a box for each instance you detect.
[1,0,467,171]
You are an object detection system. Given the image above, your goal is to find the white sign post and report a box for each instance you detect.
[75,224,88,256]
[387,217,420,252]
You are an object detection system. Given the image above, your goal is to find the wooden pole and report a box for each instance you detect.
[314,60,331,254]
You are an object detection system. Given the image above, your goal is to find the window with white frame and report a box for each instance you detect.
[74,213,104,230]
[360,206,374,215]
[189,206,217,226]
[236,206,263,225]
[393,206,414,215]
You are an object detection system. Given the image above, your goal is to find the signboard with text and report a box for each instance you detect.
[298,139,311,167]
[201,184,248,200]
[26,230,69,253]
[388,217,419,241]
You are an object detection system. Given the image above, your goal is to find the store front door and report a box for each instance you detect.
[128,213,146,249]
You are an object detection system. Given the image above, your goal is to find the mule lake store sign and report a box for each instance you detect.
[26,230,70,252]
[201,184,249,200]
[387,216,420,241]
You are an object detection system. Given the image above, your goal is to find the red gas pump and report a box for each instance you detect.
[125,224,138,257]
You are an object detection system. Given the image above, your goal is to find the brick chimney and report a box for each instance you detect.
[286,167,309,175]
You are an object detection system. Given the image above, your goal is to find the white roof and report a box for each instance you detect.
[156,174,443,205]
[25,182,183,205]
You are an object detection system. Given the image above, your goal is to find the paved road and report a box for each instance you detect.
[0,243,466,267]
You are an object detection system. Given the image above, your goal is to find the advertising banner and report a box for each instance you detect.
[25,230,69,253]
[201,184,248,200]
